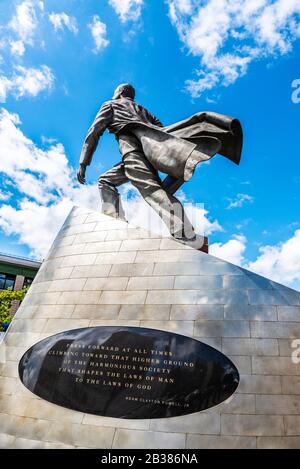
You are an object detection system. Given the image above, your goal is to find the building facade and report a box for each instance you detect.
[0,253,41,316]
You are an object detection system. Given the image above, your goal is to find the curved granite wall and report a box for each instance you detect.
[1,206,300,449]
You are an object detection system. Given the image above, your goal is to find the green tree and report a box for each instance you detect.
[0,288,28,331]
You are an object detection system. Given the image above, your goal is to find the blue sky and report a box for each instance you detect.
[0,0,300,289]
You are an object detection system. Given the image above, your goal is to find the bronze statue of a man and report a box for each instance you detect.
[78,83,243,243]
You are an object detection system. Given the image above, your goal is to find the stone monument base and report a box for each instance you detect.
[1,206,300,449]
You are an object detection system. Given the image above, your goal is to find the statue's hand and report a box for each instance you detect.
[77,165,86,185]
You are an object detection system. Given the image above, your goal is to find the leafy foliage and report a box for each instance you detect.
[0,288,28,331]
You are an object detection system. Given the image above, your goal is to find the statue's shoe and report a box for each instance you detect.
[171,233,207,251]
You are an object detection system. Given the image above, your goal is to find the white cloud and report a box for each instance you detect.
[210,234,247,265]
[0,108,98,258]
[0,76,11,102]
[246,230,300,288]
[175,0,193,15]
[227,193,254,209]
[109,0,144,22]
[49,12,78,34]
[11,65,54,98]
[210,230,300,290]
[8,0,43,55]
[0,193,98,260]
[9,40,26,56]
[88,15,109,52]
[0,200,74,259]
[0,108,71,203]
[167,0,300,97]
[0,190,12,201]
[0,65,54,102]
[9,1,38,44]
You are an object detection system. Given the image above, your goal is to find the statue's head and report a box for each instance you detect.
[113,83,135,100]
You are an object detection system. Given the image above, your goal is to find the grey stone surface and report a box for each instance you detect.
[279,338,298,357]
[23,304,75,319]
[146,289,199,305]
[248,289,300,306]
[0,433,15,448]
[25,399,83,424]
[72,304,120,319]
[99,290,147,305]
[153,261,243,275]
[70,264,111,278]
[252,357,300,375]
[120,239,161,251]
[110,263,154,277]
[186,434,256,449]
[251,321,300,338]
[212,393,255,414]
[84,277,128,291]
[82,414,150,431]
[281,376,300,395]
[1,206,300,449]
[1,414,51,441]
[221,415,284,436]
[277,306,300,321]
[84,240,121,253]
[256,395,300,414]
[112,429,186,449]
[57,291,102,305]
[174,275,222,290]
[46,421,115,448]
[222,338,279,356]
[89,319,140,327]
[13,438,74,449]
[95,251,137,265]
[284,415,300,435]
[127,276,174,290]
[47,278,87,292]
[225,304,277,321]
[43,319,90,334]
[74,231,107,244]
[119,305,170,320]
[224,274,274,290]
[237,375,282,394]
[194,320,250,338]
[171,304,223,320]
[150,412,220,434]
[227,356,252,374]
[140,320,194,336]
[257,436,300,449]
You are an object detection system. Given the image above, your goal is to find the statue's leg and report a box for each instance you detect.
[98,162,128,219]
[123,151,195,240]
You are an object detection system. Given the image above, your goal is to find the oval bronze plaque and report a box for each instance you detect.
[19,327,239,419]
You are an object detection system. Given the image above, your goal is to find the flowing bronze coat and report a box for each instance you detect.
[80,97,243,182]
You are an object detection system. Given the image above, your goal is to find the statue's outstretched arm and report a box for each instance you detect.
[77,102,113,185]
[79,102,113,167]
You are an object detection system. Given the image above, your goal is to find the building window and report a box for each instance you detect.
[24,277,33,288]
[0,273,16,290]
